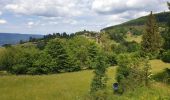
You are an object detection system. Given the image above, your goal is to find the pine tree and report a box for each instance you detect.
[141,11,163,57]
[163,2,170,50]
[168,2,170,10]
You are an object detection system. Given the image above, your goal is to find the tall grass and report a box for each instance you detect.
[0,60,169,100]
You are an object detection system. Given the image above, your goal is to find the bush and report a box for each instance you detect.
[123,41,140,52]
[11,64,27,74]
[153,68,170,84]
[116,54,151,92]
[161,50,170,63]
[105,52,117,66]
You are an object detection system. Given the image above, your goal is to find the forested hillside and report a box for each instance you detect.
[103,12,170,31]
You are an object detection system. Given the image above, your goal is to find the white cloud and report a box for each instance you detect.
[0,11,2,15]
[0,19,7,24]
[92,0,168,14]
[28,22,34,26]
[0,0,169,34]
[63,19,78,25]
[27,21,35,28]
[4,0,89,17]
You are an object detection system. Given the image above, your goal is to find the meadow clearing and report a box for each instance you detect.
[0,60,170,100]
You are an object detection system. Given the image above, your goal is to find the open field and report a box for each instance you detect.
[0,60,170,100]
[125,35,142,43]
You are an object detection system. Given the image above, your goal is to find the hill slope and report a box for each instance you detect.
[0,33,43,46]
[102,12,170,31]
[0,60,169,100]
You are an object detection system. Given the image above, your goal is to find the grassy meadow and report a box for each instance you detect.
[125,34,142,43]
[0,60,170,100]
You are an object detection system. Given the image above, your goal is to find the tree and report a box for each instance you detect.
[168,2,170,10]
[90,54,108,94]
[0,47,18,71]
[45,39,68,72]
[45,38,78,73]
[116,54,151,92]
[162,2,170,50]
[87,42,100,69]
[141,11,163,57]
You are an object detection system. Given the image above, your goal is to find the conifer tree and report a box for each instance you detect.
[141,11,163,57]
[168,2,170,9]
[163,2,170,50]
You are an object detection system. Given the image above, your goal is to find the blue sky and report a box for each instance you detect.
[0,0,169,35]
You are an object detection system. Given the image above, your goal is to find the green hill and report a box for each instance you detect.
[102,12,170,31]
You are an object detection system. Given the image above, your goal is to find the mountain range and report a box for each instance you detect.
[0,33,43,46]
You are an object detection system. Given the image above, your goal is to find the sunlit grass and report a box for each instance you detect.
[0,60,169,100]
[125,34,142,43]
[150,59,170,74]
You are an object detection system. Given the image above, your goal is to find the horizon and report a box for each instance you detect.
[0,0,169,35]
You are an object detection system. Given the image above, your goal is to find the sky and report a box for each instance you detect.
[0,0,169,35]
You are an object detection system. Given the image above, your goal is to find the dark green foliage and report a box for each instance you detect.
[36,41,46,50]
[105,52,117,66]
[123,41,140,52]
[105,27,126,43]
[0,35,102,75]
[116,54,151,92]
[112,44,127,54]
[141,12,163,58]
[2,44,12,48]
[130,28,143,35]
[0,46,40,74]
[168,2,170,10]
[162,2,170,50]
[90,54,108,95]
[67,36,100,69]
[153,68,170,84]
[45,38,79,73]
[0,47,19,71]
[28,52,53,74]
[87,42,100,69]
[112,41,140,54]
[161,50,170,63]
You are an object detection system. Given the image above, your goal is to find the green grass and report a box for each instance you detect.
[125,34,142,43]
[0,60,170,100]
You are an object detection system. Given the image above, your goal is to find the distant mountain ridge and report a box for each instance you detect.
[0,33,43,46]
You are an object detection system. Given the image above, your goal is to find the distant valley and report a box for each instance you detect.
[0,33,43,46]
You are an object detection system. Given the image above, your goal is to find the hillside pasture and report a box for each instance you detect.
[0,60,169,100]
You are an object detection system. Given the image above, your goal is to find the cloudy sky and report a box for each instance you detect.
[0,0,169,34]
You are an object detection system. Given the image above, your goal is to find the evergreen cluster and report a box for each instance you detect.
[141,11,163,58]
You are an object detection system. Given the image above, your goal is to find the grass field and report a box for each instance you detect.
[0,60,170,100]
[125,35,142,43]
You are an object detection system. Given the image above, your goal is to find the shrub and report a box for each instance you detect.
[116,54,151,92]
[11,64,27,74]
[161,50,170,63]
[153,68,170,84]
[90,54,108,95]
[105,52,117,66]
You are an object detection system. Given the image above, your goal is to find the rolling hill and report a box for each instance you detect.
[102,11,170,31]
[0,33,43,46]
